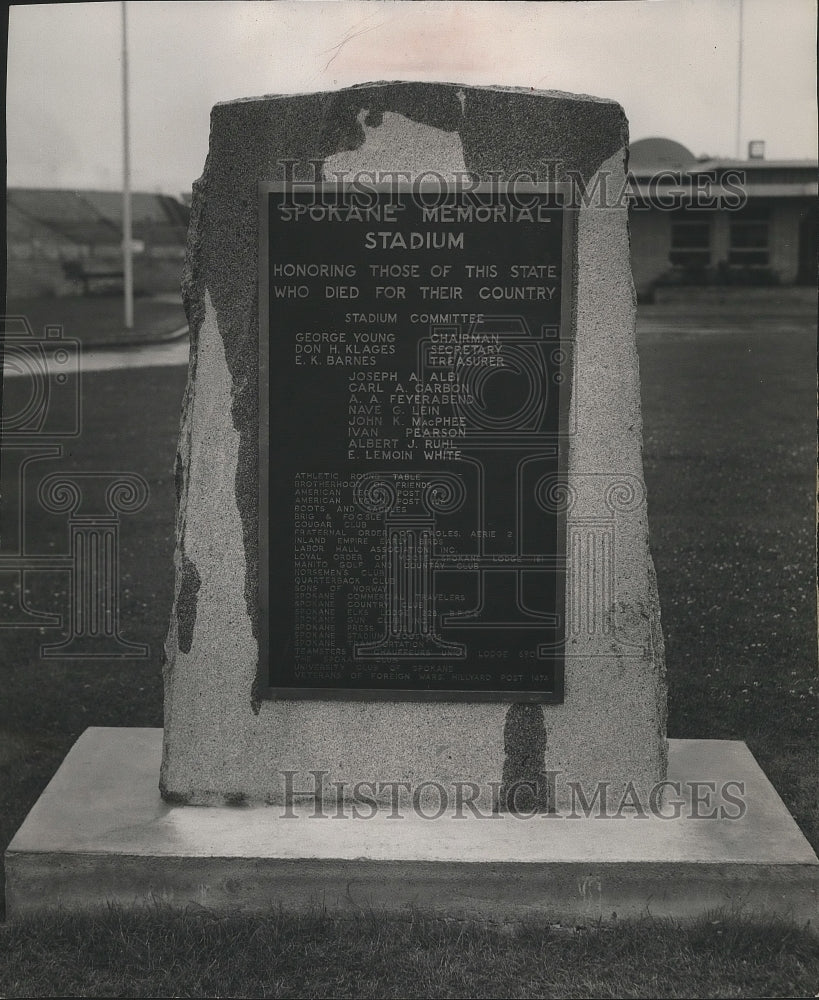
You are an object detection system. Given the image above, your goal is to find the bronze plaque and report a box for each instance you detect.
[259,182,573,700]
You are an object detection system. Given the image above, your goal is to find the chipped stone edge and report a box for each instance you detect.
[215,82,622,108]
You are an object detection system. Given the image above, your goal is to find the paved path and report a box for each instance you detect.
[3,335,189,378]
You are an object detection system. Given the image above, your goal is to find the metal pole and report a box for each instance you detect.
[735,0,744,159]
[122,1,134,329]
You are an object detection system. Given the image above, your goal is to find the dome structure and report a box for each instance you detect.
[628,137,697,174]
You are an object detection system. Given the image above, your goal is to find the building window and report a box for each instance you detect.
[728,205,770,266]
[669,209,711,267]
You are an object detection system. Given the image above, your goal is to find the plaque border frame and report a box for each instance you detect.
[257,180,575,703]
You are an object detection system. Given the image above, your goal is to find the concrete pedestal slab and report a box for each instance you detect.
[5,728,817,928]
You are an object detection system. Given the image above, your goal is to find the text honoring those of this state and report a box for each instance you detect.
[260,185,571,700]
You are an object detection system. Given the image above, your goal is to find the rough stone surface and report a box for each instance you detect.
[162,82,667,808]
[7,730,818,928]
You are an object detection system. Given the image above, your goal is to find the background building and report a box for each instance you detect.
[628,138,818,300]
[6,188,190,298]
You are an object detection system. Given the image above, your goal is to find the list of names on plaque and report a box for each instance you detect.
[261,185,571,699]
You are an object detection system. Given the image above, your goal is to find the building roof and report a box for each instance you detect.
[6,188,189,247]
[627,138,818,200]
[629,138,816,176]
[6,202,69,242]
[80,190,190,226]
[693,158,819,171]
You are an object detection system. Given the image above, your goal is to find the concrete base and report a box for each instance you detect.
[6,728,817,928]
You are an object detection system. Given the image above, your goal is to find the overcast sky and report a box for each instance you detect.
[7,0,817,197]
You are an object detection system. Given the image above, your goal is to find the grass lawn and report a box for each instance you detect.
[1,908,817,999]
[0,289,816,996]
[4,294,187,347]
[638,289,817,847]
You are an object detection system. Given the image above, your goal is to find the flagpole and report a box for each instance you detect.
[122,1,134,329]
[735,0,744,159]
